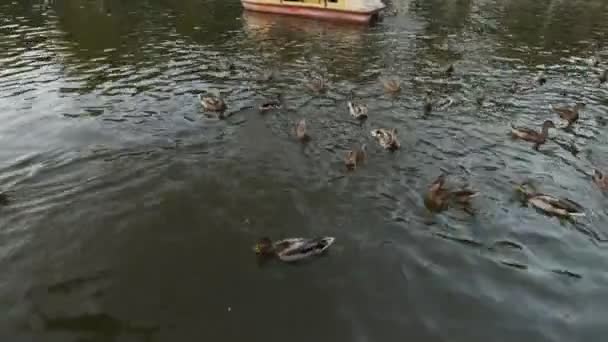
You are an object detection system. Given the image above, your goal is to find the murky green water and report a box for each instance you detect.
[1,0,608,341]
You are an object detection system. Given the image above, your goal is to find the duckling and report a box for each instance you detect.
[347,99,368,120]
[599,69,607,84]
[552,103,585,128]
[425,175,478,213]
[254,236,335,262]
[592,169,608,191]
[345,144,367,170]
[381,77,401,94]
[510,120,556,150]
[516,183,585,218]
[295,119,310,142]
[371,128,400,151]
[259,94,283,113]
[199,94,226,113]
[306,76,326,93]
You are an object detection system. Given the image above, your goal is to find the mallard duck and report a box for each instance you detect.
[516,183,585,218]
[347,100,368,120]
[382,78,401,94]
[510,120,556,150]
[295,119,310,142]
[424,175,478,213]
[552,103,585,127]
[306,76,326,93]
[599,69,607,84]
[592,169,608,191]
[345,144,367,170]
[199,94,226,113]
[371,128,400,150]
[254,237,335,262]
[259,94,282,113]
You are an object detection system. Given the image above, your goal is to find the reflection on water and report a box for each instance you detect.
[1,0,608,341]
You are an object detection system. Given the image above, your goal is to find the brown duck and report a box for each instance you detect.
[381,77,401,94]
[345,144,367,170]
[593,169,608,191]
[295,119,310,142]
[552,103,585,127]
[424,175,478,214]
[510,120,556,150]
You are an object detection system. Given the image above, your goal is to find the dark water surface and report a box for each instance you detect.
[2,0,608,341]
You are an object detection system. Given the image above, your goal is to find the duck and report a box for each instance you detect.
[259,94,283,113]
[371,128,400,150]
[381,77,401,94]
[516,182,585,218]
[199,94,226,113]
[345,144,367,170]
[424,175,478,214]
[254,237,335,262]
[306,76,326,93]
[599,69,607,84]
[347,99,368,120]
[552,102,585,128]
[592,169,608,191]
[510,120,556,150]
[295,119,310,142]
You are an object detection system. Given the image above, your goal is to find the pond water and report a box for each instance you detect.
[1,0,608,341]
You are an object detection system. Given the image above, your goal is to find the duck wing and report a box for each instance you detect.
[530,195,585,216]
[276,237,335,262]
[511,125,541,140]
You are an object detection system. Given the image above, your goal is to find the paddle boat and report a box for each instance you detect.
[241,0,385,23]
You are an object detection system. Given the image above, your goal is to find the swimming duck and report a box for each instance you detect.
[254,237,335,262]
[371,128,400,150]
[259,94,283,113]
[199,94,226,113]
[345,144,367,170]
[592,169,608,191]
[347,99,368,120]
[599,69,607,84]
[424,175,478,213]
[516,182,585,218]
[306,76,326,93]
[381,78,401,94]
[552,103,585,127]
[510,120,556,150]
[295,119,310,142]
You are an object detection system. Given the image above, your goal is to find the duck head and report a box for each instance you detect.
[254,237,274,256]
